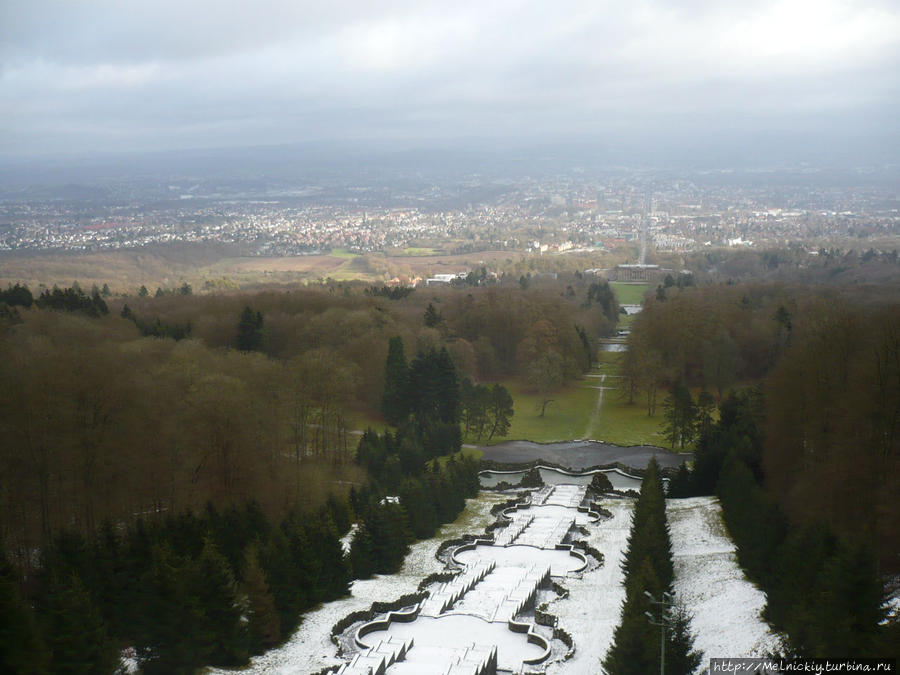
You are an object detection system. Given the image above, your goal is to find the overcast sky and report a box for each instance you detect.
[1,0,898,163]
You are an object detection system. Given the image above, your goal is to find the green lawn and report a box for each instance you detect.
[588,387,668,447]
[610,282,650,306]
[355,347,670,450]
[472,352,669,448]
[590,352,668,447]
[471,378,599,445]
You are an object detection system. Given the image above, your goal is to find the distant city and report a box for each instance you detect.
[2,165,898,256]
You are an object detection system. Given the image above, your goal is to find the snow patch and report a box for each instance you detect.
[667,496,783,668]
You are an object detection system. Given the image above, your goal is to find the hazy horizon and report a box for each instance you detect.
[2,0,898,168]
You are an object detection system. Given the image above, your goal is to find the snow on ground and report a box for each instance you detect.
[546,497,635,675]
[213,492,508,675]
[214,490,786,675]
[667,496,783,668]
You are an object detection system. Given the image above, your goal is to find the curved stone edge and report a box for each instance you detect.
[507,617,552,665]
[555,543,589,574]
[497,500,605,525]
[482,464,642,479]
[355,602,423,649]
[448,538,497,566]
[355,603,554,668]
[330,592,428,642]
[448,541,589,576]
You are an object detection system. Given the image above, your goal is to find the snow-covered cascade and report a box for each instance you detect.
[350,485,591,673]
[493,513,534,546]
[419,560,496,617]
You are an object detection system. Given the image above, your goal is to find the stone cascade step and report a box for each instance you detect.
[337,636,414,675]
[514,516,575,550]
[387,643,497,675]
[419,560,497,617]
[542,484,586,508]
[443,644,497,675]
[492,514,534,547]
[489,565,551,622]
[531,485,556,505]
[451,567,530,621]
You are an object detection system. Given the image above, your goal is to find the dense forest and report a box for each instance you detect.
[4,264,898,668]
[0,276,610,556]
[0,274,607,672]
[632,281,900,655]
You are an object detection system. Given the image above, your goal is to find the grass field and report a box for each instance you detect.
[609,282,650,305]
[590,351,668,447]
[478,378,600,444]
[471,350,669,448]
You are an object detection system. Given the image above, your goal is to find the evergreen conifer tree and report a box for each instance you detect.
[236,305,264,352]
[603,560,661,675]
[259,530,304,636]
[40,573,117,675]
[189,538,248,666]
[381,336,409,426]
[665,603,703,675]
[136,544,207,674]
[0,546,49,674]
[348,523,376,579]
[241,544,280,652]
[423,302,441,328]
[666,463,694,498]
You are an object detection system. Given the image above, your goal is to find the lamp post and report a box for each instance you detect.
[644,590,674,675]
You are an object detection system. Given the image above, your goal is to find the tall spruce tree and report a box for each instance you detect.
[407,347,462,456]
[348,523,376,579]
[603,559,662,675]
[0,545,48,674]
[381,336,409,426]
[423,302,441,328]
[241,544,280,652]
[189,538,248,667]
[605,457,700,674]
[40,573,117,675]
[137,545,203,674]
[236,306,264,352]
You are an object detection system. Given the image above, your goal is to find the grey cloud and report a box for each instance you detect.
[1,0,898,160]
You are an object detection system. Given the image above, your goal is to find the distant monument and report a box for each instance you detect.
[615,263,661,282]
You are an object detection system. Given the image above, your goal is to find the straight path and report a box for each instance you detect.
[584,372,606,440]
